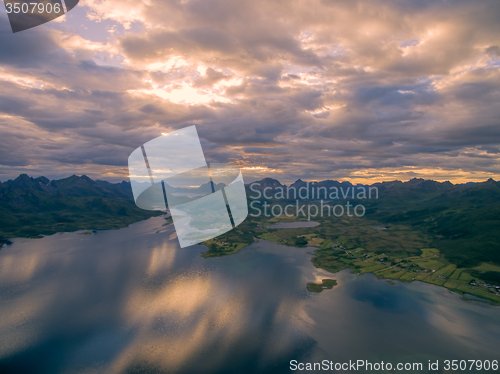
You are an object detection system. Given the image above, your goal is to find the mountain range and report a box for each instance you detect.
[0,174,160,240]
[246,177,500,267]
[1,174,499,267]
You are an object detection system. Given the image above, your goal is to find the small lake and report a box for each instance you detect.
[268,221,320,229]
[0,216,499,373]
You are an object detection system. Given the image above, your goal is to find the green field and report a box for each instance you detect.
[434,265,457,277]
[420,248,440,258]
[399,272,416,281]
[459,272,474,282]
[422,277,446,286]
[411,259,446,271]
[357,264,386,274]
[257,232,281,243]
[320,240,334,249]
[444,282,457,290]
[450,268,464,280]
[384,270,407,280]
[474,263,500,272]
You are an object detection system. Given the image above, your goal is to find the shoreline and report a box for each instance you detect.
[3,216,498,306]
[0,213,168,243]
[202,236,500,306]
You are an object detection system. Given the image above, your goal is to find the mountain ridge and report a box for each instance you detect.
[1,173,499,266]
[0,174,161,239]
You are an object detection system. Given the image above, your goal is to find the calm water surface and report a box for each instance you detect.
[0,217,499,373]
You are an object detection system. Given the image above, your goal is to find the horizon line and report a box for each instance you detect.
[2,173,498,187]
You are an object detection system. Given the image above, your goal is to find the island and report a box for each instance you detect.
[307,279,338,293]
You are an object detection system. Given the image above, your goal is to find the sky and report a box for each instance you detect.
[0,0,499,184]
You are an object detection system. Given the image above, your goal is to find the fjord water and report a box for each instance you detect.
[0,217,499,373]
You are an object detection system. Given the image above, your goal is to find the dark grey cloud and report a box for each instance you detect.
[486,46,500,57]
[193,67,230,87]
[0,21,63,68]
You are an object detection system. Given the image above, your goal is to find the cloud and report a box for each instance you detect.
[0,0,499,183]
[193,67,230,88]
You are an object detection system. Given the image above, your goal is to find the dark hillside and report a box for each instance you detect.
[0,174,161,239]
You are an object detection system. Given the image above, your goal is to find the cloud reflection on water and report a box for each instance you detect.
[0,217,499,373]
[0,217,311,374]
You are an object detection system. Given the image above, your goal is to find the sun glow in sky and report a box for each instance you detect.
[0,0,499,184]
